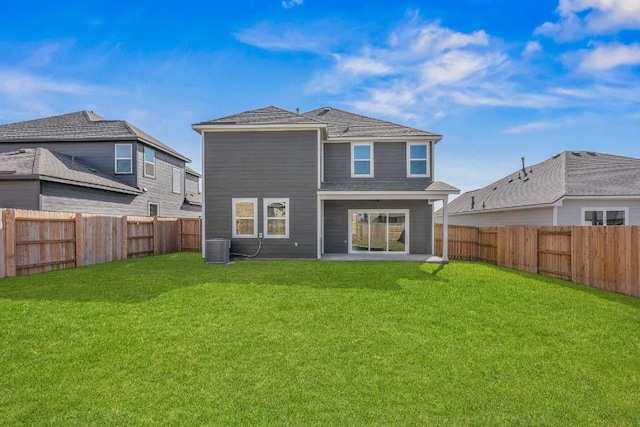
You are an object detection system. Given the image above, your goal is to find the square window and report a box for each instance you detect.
[144,147,156,178]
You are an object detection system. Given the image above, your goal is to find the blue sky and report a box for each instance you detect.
[1,0,639,194]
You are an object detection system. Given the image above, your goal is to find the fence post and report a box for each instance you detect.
[75,213,83,267]
[177,219,183,252]
[153,216,159,256]
[0,209,5,279]
[121,216,129,260]
[4,209,16,277]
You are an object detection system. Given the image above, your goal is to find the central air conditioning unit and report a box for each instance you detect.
[205,238,231,264]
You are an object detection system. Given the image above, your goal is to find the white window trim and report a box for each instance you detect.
[144,147,156,178]
[114,143,133,174]
[232,198,258,238]
[148,202,159,217]
[264,198,289,239]
[581,207,628,226]
[351,142,374,178]
[347,209,409,254]
[172,166,181,194]
[407,142,429,177]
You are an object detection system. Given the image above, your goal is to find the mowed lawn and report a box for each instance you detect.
[1,253,639,426]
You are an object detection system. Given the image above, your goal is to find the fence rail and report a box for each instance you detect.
[436,224,640,298]
[0,209,201,278]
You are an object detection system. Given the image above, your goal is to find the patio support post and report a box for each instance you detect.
[442,196,449,263]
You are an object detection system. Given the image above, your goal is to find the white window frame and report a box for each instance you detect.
[148,202,159,217]
[351,142,374,178]
[172,167,181,194]
[407,142,429,177]
[581,207,628,226]
[114,143,133,174]
[264,198,289,239]
[232,198,258,238]
[144,147,156,178]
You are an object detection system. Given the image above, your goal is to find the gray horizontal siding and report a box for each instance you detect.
[323,141,432,186]
[557,198,640,226]
[0,141,138,187]
[204,130,318,258]
[323,199,432,254]
[442,207,554,227]
[0,180,40,209]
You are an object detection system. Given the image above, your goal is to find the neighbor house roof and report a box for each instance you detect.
[193,106,442,141]
[0,111,191,162]
[445,151,640,215]
[303,107,441,140]
[0,148,142,195]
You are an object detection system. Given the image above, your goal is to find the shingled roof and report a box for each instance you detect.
[0,111,190,162]
[447,151,640,214]
[193,106,441,140]
[0,148,141,195]
[303,107,441,140]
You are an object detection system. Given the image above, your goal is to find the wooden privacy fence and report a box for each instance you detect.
[435,224,640,298]
[0,209,201,278]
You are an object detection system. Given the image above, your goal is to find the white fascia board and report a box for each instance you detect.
[318,191,453,201]
[554,195,640,206]
[192,123,327,134]
[449,203,558,215]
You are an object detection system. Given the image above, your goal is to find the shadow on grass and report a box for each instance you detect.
[0,253,448,304]
[478,262,640,310]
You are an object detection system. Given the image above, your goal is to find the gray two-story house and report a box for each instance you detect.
[193,106,458,260]
[0,111,201,217]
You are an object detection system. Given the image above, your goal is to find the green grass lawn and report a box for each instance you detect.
[1,253,639,426]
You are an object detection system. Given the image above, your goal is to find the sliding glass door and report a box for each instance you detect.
[349,210,408,253]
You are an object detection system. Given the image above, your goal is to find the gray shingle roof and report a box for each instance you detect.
[194,106,441,140]
[0,148,141,195]
[321,180,459,192]
[303,107,441,139]
[0,111,190,162]
[447,151,640,214]
[195,106,324,126]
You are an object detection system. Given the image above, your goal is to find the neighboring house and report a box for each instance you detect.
[435,151,640,227]
[192,106,459,259]
[0,111,201,217]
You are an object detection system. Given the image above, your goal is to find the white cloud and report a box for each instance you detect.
[0,69,94,97]
[536,0,640,41]
[577,42,640,71]
[235,22,331,53]
[502,120,564,135]
[334,55,395,76]
[282,0,303,9]
[420,51,507,87]
[523,41,542,56]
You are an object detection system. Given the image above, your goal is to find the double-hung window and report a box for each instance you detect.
[232,198,257,238]
[264,198,289,238]
[115,144,132,174]
[351,143,373,177]
[582,208,627,226]
[144,147,156,178]
[407,143,429,177]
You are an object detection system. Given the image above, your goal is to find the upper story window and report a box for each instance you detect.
[407,143,429,177]
[144,147,156,178]
[264,198,289,238]
[172,167,181,194]
[582,208,627,225]
[115,144,132,174]
[233,198,257,238]
[149,202,159,217]
[351,143,373,178]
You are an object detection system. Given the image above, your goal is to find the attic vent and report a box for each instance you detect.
[508,178,513,183]
[552,153,561,159]
[493,187,497,191]
[471,196,475,210]
[586,151,597,156]
[323,107,331,112]
[89,168,97,173]
[571,152,582,156]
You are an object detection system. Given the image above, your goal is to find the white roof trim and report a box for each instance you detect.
[318,190,453,201]
[325,135,441,143]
